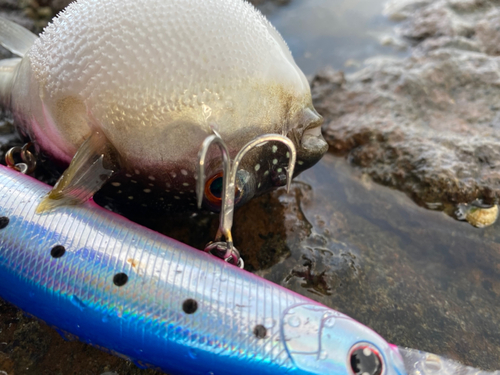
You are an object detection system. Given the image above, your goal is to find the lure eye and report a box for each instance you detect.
[349,344,383,375]
[204,172,242,206]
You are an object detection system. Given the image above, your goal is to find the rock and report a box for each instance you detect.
[475,8,500,55]
[385,0,500,51]
[397,3,474,41]
[44,0,73,13]
[384,0,433,22]
[10,316,51,372]
[247,0,291,6]
[312,0,500,224]
[0,0,36,34]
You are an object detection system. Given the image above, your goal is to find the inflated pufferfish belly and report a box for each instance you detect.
[1,0,328,212]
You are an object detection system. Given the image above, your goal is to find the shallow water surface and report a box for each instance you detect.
[264,0,407,74]
[0,0,498,374]
[262,155,500,370]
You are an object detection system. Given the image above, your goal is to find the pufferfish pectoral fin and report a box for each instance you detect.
[36,131,119,214]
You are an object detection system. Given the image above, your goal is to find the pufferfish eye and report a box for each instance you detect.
[349,343,383,375]
[204,172,242,206]
[205,172,224,203]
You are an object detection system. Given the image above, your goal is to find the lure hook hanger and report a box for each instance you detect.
[197,131,297,267]
[5,142,37,174]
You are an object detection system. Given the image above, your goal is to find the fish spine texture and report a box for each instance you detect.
[25,0,311,170]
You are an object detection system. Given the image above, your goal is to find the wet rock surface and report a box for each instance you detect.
[0,0,498,374]
[247,0,291,15]
[312,0,500,221]
[272,156,500,371]
[247,0,290,5]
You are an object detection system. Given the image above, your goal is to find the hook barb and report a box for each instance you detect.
[218,134,296,237]
[231,133,296,193]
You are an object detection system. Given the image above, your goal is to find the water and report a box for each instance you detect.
[263,0,407,75]
[261,154,500,371]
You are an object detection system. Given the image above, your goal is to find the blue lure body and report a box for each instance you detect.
[0,165,407,375]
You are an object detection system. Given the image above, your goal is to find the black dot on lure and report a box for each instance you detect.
[113,272,128,287]
[50,245,66,258]
[0,216,9,229]
[350,345,383,375]
[253,324,267,339]
[182,298,198,314]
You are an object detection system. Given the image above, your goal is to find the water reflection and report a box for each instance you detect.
[259,154,500,371]
[264,0,407,74]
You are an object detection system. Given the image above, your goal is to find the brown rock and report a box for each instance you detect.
[475,8,500,55]
[247,0,291,5]
[313,0,500,221]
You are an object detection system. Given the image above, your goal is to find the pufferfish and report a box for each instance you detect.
[0,0,328,213]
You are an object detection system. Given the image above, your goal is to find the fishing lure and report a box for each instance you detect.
[0,164,494,375]
[0,0,328,213]
[0,163,396,374]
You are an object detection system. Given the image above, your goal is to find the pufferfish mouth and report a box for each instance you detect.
[294,108,328,172]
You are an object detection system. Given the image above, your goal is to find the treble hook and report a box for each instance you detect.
[197,132,297,267]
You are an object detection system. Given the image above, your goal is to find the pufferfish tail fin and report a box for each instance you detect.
[0,17,37,57]
[0,58,21,107]
[0,17,37,107]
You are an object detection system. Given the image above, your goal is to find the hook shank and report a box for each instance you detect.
[197,132,297,267]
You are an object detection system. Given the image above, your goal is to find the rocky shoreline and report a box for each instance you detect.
[312,0,500,226]
[0,0,498,374]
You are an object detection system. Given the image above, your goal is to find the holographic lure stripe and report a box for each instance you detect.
[0,165,407,375]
